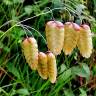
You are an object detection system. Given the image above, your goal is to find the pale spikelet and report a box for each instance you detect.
[45,21,64,55]
[47,52,57,83]
[38,52,48,79]
[22,37,38,70]
[77,24,93,58]
[63,22,80,55]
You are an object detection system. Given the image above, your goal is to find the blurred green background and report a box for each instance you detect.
[0,0,96,96]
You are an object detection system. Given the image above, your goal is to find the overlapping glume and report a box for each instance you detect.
[38,52,48,79]
[77,24,93,58]
[45,21,64,55]
[22,37,38,70]
[47,52,57,83]
[63,22,80,55]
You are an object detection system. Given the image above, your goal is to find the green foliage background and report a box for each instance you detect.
[0,0,96,96]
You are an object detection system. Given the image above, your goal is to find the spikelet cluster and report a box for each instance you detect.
[63,22,80,55]
[45,20,93,57]
[47,52,57,83]
[45,21,64,55]
[22,37,38,70]
[77,24,93,58]
[38,52,48,79]
[21,37,57,83]
[21,20,93,84]
[38,52,57,83]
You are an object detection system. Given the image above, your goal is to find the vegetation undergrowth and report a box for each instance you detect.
[0,0,96,96]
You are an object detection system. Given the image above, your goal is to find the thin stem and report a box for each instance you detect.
[0,20,17,29]
[1,82,17,88]
[20,24,47,44]
[0,24,16,39]
[0,7,78,29]
[17,7,64,24]
[44,7,55,20]
[17,24,31,38]
[0,7,96,39]
[19,24,33,37]
[63,7,72,20]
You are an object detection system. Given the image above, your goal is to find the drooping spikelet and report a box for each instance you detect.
[77,24,93,58]
[22,37,38,70]
[45,21,64,55]
[63,22,80,55]
[47,51,57,83]
[38,52,48,79]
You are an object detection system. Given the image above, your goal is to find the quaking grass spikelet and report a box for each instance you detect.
[45,21,64,55]
[38,52,48,79]
[77,24,93,58]
[22,37,38,70]
[63,22,80,55]
[47,51,57,83]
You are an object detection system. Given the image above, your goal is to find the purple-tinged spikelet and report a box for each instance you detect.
[45,21,64,55]
[63,22,80,55]
[77,24,93,58]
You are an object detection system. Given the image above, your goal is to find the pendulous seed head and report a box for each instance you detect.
[21,37,38,70]
[45,21,64,55]
[63,22,80,55]
[77,24,93,58]
[46,51,57,83]
[38,52,48,79]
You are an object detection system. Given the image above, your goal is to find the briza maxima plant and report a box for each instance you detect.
[38,52,48,79]
[22,37,38,70]
[47,51,57,83]
[77,24,93,58]
[63,22,80,55]
[45,21,64,55]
